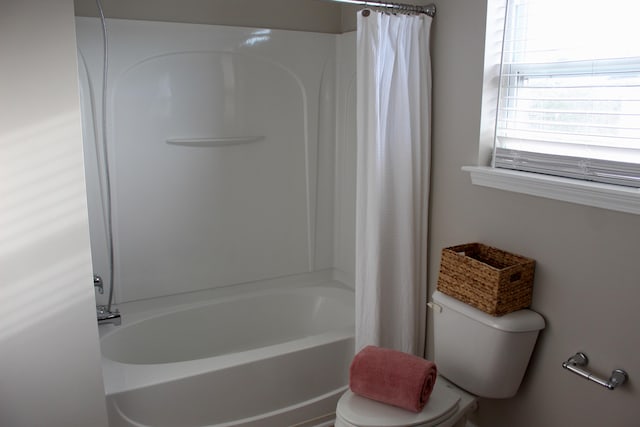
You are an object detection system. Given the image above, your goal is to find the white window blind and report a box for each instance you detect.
[494,0,640,187]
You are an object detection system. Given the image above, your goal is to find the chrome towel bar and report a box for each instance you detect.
[562,352,628,390]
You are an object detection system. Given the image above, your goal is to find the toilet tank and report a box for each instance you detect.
[431,291,545,399]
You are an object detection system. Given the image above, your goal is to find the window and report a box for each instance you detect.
[493,0,640,188]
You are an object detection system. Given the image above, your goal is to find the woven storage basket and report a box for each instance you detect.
[437,243,535,316]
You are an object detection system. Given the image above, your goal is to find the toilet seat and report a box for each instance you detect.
[336,378,462,427]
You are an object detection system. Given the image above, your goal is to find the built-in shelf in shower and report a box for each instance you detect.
[166,136,265,147]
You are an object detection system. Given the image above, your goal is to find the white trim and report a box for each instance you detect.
[462,166,640,215]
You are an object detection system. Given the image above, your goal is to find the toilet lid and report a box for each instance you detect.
[337,380,461,427]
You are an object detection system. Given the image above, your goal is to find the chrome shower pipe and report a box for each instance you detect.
[95,0,116,314]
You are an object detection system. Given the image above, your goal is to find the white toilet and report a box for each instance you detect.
[335,290,546,427]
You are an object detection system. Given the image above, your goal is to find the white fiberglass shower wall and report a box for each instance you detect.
[76,18,348,303]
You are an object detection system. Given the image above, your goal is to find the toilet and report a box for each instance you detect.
[335,290,545,427]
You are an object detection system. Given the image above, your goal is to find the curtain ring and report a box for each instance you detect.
[362,9,371,17]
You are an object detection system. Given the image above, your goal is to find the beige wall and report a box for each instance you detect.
[74,0,344,33]
[429,0,639,426]
[0,0,108,426]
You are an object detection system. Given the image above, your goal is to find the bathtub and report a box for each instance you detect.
[100,280,355,427]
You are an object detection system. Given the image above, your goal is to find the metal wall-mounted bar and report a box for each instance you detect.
[562,352,628,390]
[321,0,436,17]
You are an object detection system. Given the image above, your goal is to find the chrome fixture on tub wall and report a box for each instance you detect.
[97,305,121,326]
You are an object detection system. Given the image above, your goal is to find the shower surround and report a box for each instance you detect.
[77,17,343,304]
[77,17,357,426]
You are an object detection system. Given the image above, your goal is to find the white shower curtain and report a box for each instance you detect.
[355,10,432,356]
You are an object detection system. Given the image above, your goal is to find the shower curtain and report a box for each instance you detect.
[355,10,432,356]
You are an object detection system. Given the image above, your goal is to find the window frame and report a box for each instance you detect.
[465,0,640,215]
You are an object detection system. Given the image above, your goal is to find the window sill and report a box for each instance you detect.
[462,166,640,215]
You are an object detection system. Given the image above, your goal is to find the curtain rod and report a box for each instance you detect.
[324,0,436,17]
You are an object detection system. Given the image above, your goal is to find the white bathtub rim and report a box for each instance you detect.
[100,271,349,330]
[101,282,355,396]
[101,284,353,338]
[100,277,354,395]
[102,330,353,395]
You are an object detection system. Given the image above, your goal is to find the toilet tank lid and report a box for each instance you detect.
[432,291,545,332]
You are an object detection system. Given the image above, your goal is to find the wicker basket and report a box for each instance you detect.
[436,243,535,316]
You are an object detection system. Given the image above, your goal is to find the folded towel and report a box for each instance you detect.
[349,345,437,413]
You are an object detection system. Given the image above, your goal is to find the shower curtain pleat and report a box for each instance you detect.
[355,11,432,356]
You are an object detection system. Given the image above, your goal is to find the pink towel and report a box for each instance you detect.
[349,345,437,413]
